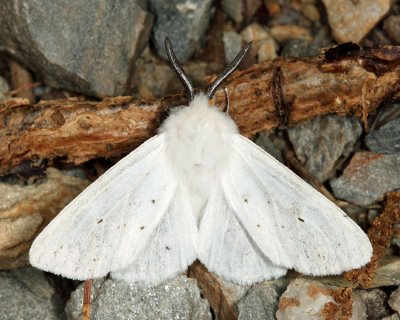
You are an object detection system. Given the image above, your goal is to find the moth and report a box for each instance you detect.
[29,38,372,286]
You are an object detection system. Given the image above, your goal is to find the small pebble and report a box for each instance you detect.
[383,15,400,44]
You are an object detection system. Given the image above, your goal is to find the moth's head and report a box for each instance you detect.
[164,37,252,104]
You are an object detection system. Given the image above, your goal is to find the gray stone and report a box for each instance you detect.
[221,0,244,24]
[255,131,285,164]
[0,0,153,98]
[382,314,400,320]
[238,279,287,320]
[281,27,333,58]
[384,15,400,44]
[281,39,312,58]
[352,290,367,320]
[0,267,66,320]
[357,289,390,320]
[388,286,400,314]
[288,115,362,182]
[366,118,400,154]
[223,31,243,63]
[322,0,392,43]
[65,276,211,320]
[0,76,10,101]
[330,152,400,206]
[149,0,212,63]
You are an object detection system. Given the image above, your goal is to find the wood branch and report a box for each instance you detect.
[188,260,238,320]
[1,45,400,174]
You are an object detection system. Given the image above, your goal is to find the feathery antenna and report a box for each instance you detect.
[206,43,252,99]
[164,37,195,101]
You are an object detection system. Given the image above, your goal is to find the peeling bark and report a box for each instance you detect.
[1,45,399,174]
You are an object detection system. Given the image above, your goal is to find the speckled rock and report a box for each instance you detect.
[288,115,362,182]
[238,279,287,320]
[366,118,400,154]
[0,0,153,97]
[223,30,243,63]
[149,0,212,63]
[356,289,390,320]
[330,152,400,206]
[65,276,211,320]
[0,267,66,320]
[388,286,400,314]
[276,279,339,320]
[352,290,368,320]
[322,0,392,43]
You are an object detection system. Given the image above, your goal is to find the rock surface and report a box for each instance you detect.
[330,152,400,206]
[384,15,400,44]
[366,118,400,154]
[276,279,340,320]
[0,168,89,269]
[241,23,278,63]
[223,30,243,63]
[356,289,390,320]
[0,76,10,101]
[0,0,153,97]
[0,267,66,320]
[388,286,400,314]
[65,276,211,320]
[149,0,212,63]
[238,279,287,320]
[322,0,392,43]
[288,115,362,182]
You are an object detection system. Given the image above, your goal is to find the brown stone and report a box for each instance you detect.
[322,0,392,43]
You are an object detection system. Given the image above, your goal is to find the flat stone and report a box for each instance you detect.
[65,276,211,320]
[383,314,400,320]
[238,279,287,320]
[322,0,392,43]
[221,0,244,24]
[288,115,362,182]
[384,15,400,44]
[276,279,338,320]
[388,286,400,314]
[366,118,400,154]
[149,0,212,63]
[221,0,262,24]
[0,267,65,320]
[0,168,89,269]
[223,31,243,63]
[241,23,278,62]
[352,290,368,320]
[270,24,312,44]
[0,0,153,98]
[330,152,400,206]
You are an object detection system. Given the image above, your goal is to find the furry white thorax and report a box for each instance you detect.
[160,93,238,224]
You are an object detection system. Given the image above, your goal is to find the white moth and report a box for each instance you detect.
[29,38,372,286]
